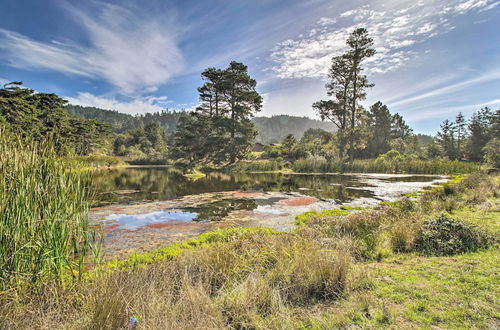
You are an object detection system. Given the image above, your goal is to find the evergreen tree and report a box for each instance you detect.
[365,101,392,157]
[0,82,42,137]
[437,119,457,160]
[282,133,297,159]
[468,107,492,161]
[313,28,375,163]
[345,28,376,163]
[454,112,467,159]
[171,61,262,168]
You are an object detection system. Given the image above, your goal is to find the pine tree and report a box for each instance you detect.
[437,119,457,160]
[345,28,376,163]
[313,28,375,163]
[365,101,392,157]
[468,107,492,161]
[454,112,467,159]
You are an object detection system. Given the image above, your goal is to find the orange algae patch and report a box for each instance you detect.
[280,196,318,206]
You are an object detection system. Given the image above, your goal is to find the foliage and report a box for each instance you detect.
[483,138,500,168]
[171,61,262,169]
[113,122,168,163]
[313,28,375,162]
[252,115,336,144]
[414,214,491,256]
[0,83,111,155]
[67,105,183,135]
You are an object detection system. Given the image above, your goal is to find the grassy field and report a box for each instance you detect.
[0,146,498,329]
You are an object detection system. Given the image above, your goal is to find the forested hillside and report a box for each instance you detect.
[252,115,336,143]
[66,105,336,143]
[66,105,182,135]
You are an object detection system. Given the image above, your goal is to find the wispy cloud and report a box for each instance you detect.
[0,2,183,95]
[270,0,498,79]
[388,69,500,107]
[65,92,172,115]
[407,97,500,121]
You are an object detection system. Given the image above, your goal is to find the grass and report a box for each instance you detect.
[231,159,287,172]
[0,128,94,289]
[293,157,483,174]
[64,154,125,169]
[1,149,498,329]
[183,169,206,179]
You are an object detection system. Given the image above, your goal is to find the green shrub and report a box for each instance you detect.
[414,214,491,256]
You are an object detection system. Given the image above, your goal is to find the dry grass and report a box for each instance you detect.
[0,233,352,329]
[1,171,498,329]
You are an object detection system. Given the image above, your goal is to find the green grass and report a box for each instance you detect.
[295,208,348,226]
[231,159,286,172]
[0,127,94,289]
[183,170,206,179]
[293,157,482,174]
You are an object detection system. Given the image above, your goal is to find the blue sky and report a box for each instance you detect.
[0,0,499,134]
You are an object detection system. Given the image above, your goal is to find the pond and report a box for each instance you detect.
[88,167,447,259]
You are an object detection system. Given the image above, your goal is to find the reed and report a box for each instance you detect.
[231,159,285,172]
[293,157,482,174]
[0,127,92,288]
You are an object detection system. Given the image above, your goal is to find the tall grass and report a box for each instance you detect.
[231,159,286,172]
[293,157,482,174]
[0,128,92,288]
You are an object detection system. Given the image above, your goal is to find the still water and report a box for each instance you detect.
[88,167,446,258]
[92,167,440,205]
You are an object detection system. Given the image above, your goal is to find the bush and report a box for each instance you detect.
[414,214,491,256]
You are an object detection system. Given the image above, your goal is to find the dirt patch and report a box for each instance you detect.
[279,196,318,206]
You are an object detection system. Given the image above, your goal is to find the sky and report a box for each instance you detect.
[0,0,499,134]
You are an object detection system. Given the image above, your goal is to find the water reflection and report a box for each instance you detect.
[107,210,198,230]
[91,167,439,206]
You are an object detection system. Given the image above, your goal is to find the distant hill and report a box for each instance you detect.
[252,115,336,144]
[65,105,336,143]
[66,105,183,135]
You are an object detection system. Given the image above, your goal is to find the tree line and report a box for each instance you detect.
[1,28,498,169]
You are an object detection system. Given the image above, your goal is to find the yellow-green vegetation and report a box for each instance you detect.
[1,171,498,329]
[105,227,278,271]
[183,169,206,179]
[293,157,482,174]
[231,159,287,172]
[64,154,126,171]
[295,208,349,226]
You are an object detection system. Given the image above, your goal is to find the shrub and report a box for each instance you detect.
[414,214,491,256]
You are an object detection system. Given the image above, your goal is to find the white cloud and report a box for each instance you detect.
[65,92,172,115]
[0,3,183,95]
[389,69,500,107]
[0,77,11,86]
[270,0,498,79]
[407,98,500,121]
